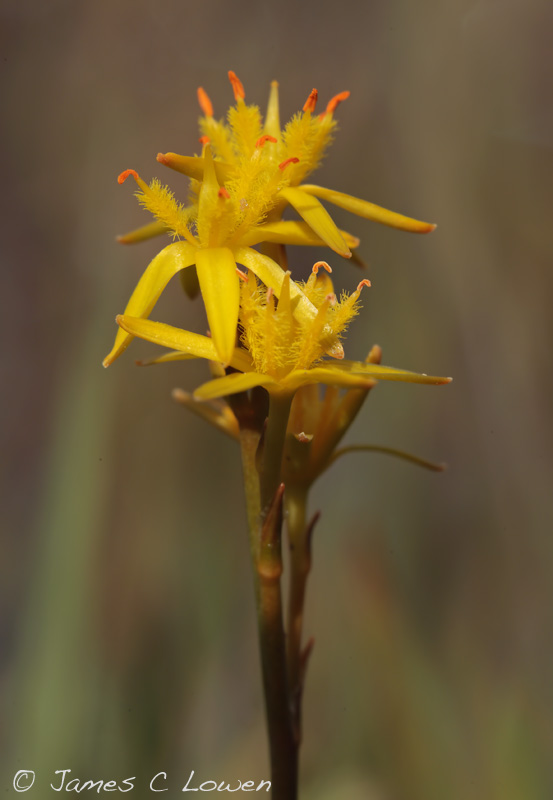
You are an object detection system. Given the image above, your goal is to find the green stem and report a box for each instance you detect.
[260,392,294,518]
[238,401,298,800]
[239,427,262,563]
[285,484,311,735]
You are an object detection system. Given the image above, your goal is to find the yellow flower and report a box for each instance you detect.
[103,146,326,368]
[105,72,436,370]
[147,72,436,258]
[114,262,451,402]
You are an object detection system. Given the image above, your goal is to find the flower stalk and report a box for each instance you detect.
[104,72,451,800]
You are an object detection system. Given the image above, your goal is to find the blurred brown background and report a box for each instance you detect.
[1,0,552,797]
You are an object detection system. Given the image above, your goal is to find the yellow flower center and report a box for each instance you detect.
[239,262,370,381]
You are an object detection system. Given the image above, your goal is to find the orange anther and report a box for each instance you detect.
[255,134,278,148]
[356,279,371,292]
[303,88,318,113]
[312,261,332,274]
[236,268,248,282]
[320,90,350,118]
[218,187,230,199]
[197,87,213,117]
[117,169,139,185]
[278,156,300,171]
[325,292,337,306]
[199,135,210,145]
[228,70,245,101]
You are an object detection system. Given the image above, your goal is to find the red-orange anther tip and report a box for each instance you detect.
[325,90,350,116]
[156,153,169,165]
[117,169,138,185]
[236,268,248,282]
[218,187,230,199]
[278,156,300,171]
[255,134,278,148]
[303,88,318,113]
[199,135,210,145]
[356,279,371,292]
[197,87,214,117]
[228,70,245,101]
[325,292,337,306]
[312,260,332,274]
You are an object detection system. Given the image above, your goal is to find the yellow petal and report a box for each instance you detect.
[137,351,198,366]
[156,152,233,184]
[233,246,318,327]
[239,220,360,249]
[116,315,252,372]
[299,185,437,234]
[336,361,452,385]
[278,187,351,257]
[282,367,376,392]
[103,242,197,367]
[195,247,240,366]
[116,316,217,359]
[194,372,278,400]
[117,220,168,245]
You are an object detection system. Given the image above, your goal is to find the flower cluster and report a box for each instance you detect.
[104,72,435,369]
[105,72,449,486]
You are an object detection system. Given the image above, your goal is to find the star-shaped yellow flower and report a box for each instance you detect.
[114,262,451,402]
